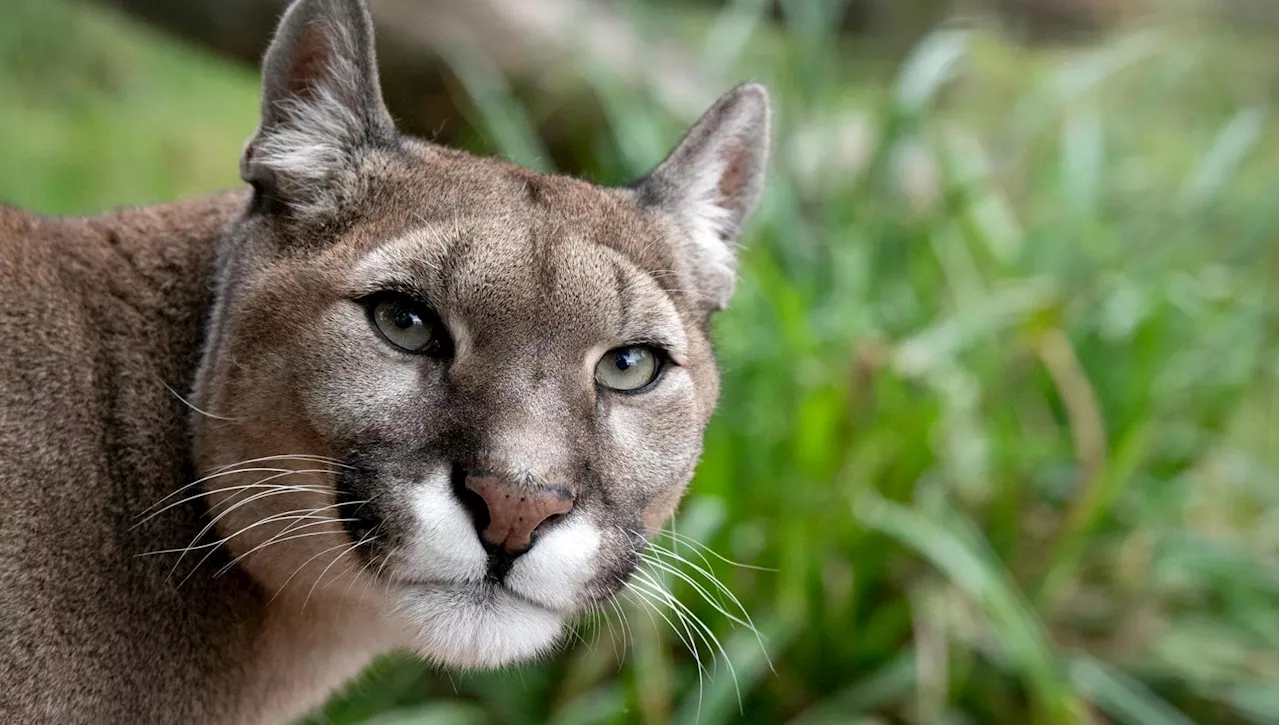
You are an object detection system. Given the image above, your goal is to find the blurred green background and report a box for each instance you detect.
[2,0,1276,723]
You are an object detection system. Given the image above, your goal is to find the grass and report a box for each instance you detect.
[2,0,1275,723]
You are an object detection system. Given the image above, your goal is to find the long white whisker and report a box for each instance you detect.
[592,600,615,660]
[207,454,352,473]
[220,498,365,565]
[373,547,396,596]
[168,474,330,583]
[344,531,383,605]
[304,534,378,612]
[136,477,331,527]
[623,582,706,717]
[163,381,239,422]
[587,601,606,655]
[137,506,336,557]
[641,552,754,631]
[643,542,774,673]
[631,570,723,673]
[629,578,710,676]
[214,512,363,577]
[224,527,351,573]
[272,539,362,605]
[662,530,777,571]
[343,514,383,606]
[609,592,634,659]
[635,565,746,711]
[620,587,672,652]
[136,465,335,520]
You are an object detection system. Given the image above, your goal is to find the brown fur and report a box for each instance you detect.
[0,0,770,721]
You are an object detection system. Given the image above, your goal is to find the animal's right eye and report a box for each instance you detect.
[366,294,452,357]
[595,346,663,392]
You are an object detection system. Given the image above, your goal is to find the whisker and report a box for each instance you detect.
[641,552,754,631]
[207,453,352,473]
[643,547,730,611]
[642,542,774,673]
[588,601,606,655]
[373,546,396,597]
[168,478,330,583]
[304,534,378,612]
[639,531,767,637]
[623,583,706,716]
[136,464,335,521]
[137,506,336,557]
[591,600,616,661]
[344,520,384,606]
[627,578,708,675]
[565,620,590,650]
[218,527,350,577]
[214,510,364,577]
[619,587,668,650]
[163,381,239,422]
[344,543,381,605]
[631,570,723,673]
[630,570,738,713]
[173,507,324,588]
[135,476,330,527]
[271,539,364,605]
[661,530,778,571]
[609,591,635,660]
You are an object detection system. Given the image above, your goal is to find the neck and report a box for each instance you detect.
[231,594,400,724]
[8,190,394,723]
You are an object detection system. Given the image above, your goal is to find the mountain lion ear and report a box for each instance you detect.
[241,0,396,218]
[633,83,772,312]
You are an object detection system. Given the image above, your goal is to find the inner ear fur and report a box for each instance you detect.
[632,83,772,312]
[241,0,396,219]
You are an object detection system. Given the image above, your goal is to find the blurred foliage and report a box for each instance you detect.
[2,0,1275,723]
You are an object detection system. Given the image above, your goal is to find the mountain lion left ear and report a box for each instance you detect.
[241,0,396,220]
[631,83,772,313]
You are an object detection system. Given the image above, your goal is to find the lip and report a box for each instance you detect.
[394,578,568,616]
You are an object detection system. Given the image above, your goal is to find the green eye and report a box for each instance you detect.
[370,296,447,355]
[595,346,661,392]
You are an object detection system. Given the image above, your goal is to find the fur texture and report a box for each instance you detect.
[0,0,770,721]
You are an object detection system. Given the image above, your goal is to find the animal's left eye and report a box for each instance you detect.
[595,346,662,392]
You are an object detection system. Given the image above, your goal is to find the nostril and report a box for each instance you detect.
[537,512,566,531]
[453,463,490,532]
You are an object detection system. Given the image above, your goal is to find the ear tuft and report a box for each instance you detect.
[634,83,772,311]
[242,0,395,220]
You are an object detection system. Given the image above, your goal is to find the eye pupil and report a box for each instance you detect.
[614,351,633,371]
[394,308,418,329]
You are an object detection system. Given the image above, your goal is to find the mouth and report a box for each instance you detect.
[393,577,570,616]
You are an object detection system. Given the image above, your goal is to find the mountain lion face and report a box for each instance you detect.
[191,0,769,667]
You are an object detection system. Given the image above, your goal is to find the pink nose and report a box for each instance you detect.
[462,473,575,556]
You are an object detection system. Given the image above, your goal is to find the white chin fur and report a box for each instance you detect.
[394,584,565,668]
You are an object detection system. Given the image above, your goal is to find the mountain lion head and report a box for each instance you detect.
[190,0,769,668]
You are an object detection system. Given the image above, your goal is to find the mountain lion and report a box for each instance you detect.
[0,0,770,721]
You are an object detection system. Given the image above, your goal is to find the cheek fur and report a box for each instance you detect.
[297,304,448,445]
[601,375,704,500]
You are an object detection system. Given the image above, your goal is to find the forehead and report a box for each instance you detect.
[346,163,690,356]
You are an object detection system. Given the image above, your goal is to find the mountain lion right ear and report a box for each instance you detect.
[632,83,771,313]
[241,0,396,219]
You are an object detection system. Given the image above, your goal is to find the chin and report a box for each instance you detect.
[391,581,568,669]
